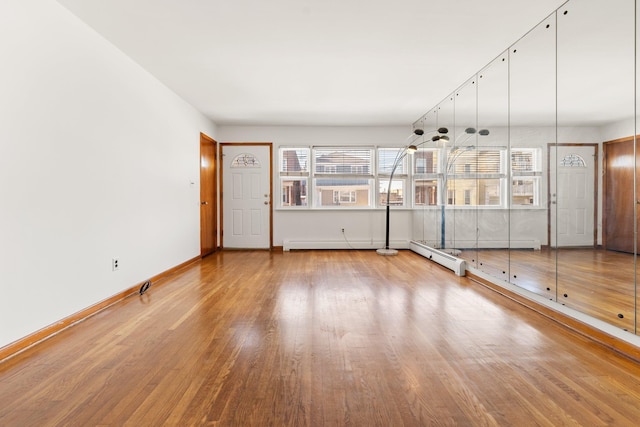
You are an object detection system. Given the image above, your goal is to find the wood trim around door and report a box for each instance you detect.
[546,143,598,248]
[219,142,274,250]
[200,133,218,257]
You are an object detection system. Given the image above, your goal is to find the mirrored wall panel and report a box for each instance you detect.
[448,78,478,270]
[556,0,636,332]
[509,14,557,299]
[412,0,639,335]
[475,54,509,282]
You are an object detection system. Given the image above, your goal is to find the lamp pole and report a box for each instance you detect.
[377,128,448,256]
[379,151,410,255]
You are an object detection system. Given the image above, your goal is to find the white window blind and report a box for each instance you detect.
[447,149,502,175]
[378,148,405,175]
[314,148,373,176]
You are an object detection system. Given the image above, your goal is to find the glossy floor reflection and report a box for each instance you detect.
[1,250,640,426]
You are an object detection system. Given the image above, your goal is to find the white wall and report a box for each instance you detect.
[218,125,416,249]
[600,117,636,142]
[0,0,216,348]
[218,125,607,251]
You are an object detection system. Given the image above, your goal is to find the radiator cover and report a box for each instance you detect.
[410,241,466,276]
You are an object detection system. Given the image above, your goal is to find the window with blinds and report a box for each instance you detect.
[378,148,406,175]
[445,148,505,206]
[512,150,535,172]
[447,149,502,176]
[310,148,375,208]
[314,148,373,176]
[377,148,410,206]
[277,147,374,208]
[277,145,541,209]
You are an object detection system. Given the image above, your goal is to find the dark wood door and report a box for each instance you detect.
[200,133,217,257]
[603,136,638,253]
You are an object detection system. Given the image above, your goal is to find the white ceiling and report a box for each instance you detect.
[56,0,579,126]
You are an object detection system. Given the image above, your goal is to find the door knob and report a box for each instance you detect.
[264,201,269,205]
[201,201,208,205]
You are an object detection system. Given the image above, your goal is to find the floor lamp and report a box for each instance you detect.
[377,127,449,256]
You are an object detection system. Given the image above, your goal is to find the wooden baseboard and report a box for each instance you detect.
[0,256,201,363]
[466,271,640,363]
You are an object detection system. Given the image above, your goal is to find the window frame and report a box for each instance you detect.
[277,144,542,210]
[378,147,412,207]
[279,147,310,208]
[312,146,375,209]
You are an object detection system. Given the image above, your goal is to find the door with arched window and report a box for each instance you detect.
[549,144,597,247]
[221,143,272,249]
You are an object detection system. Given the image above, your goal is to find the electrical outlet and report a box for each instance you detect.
[112,257,120,271]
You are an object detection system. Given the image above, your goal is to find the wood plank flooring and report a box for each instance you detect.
[464,248,638,331]
[1,250,640,426]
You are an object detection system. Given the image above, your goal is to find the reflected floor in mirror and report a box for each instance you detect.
[461,247,638,332]
[2,250,640,426]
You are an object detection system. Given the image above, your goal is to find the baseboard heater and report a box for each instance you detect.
[283,239,410,251]
[410,240,466,276]
[444,239,541,250]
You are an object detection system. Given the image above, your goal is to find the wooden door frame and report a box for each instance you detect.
[219,142,273,250]
[200,133,218,257]
[547,143,598,248]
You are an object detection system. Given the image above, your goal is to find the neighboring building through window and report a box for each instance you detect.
[445,148,503,206]
[413,149,439,206]
[379,147,410,206]
[334,190,357,204]
[280,148,309,207]
[512,148,541,206]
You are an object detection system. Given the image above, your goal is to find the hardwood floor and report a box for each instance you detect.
[2,250,640,426]
[462,247,638,331]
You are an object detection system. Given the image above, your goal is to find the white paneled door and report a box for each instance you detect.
[549,145,596,247]
[222,144,271,249]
